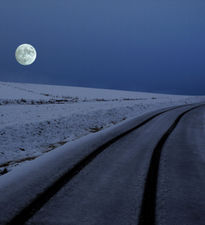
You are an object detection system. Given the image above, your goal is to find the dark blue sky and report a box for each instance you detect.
[0,0,205,94]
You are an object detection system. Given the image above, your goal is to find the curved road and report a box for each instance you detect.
[7,104,205,225]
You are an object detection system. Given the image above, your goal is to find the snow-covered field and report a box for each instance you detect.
[0,81,205,175]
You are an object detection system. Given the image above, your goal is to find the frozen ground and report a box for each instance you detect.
[0,81,205,175]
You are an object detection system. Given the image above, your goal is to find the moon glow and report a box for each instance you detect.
[15,44,37,66]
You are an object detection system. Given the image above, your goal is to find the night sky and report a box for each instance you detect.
[0,0,205,94]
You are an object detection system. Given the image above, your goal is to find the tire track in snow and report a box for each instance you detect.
[6,104,198,225]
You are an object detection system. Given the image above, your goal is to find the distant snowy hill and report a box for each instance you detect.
[0,81,204,175]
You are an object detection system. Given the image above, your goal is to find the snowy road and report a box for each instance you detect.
[3,104,205,225]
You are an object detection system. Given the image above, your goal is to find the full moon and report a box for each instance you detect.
[15,44,37,66]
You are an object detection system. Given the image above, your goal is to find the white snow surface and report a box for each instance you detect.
[0,81,205,175]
